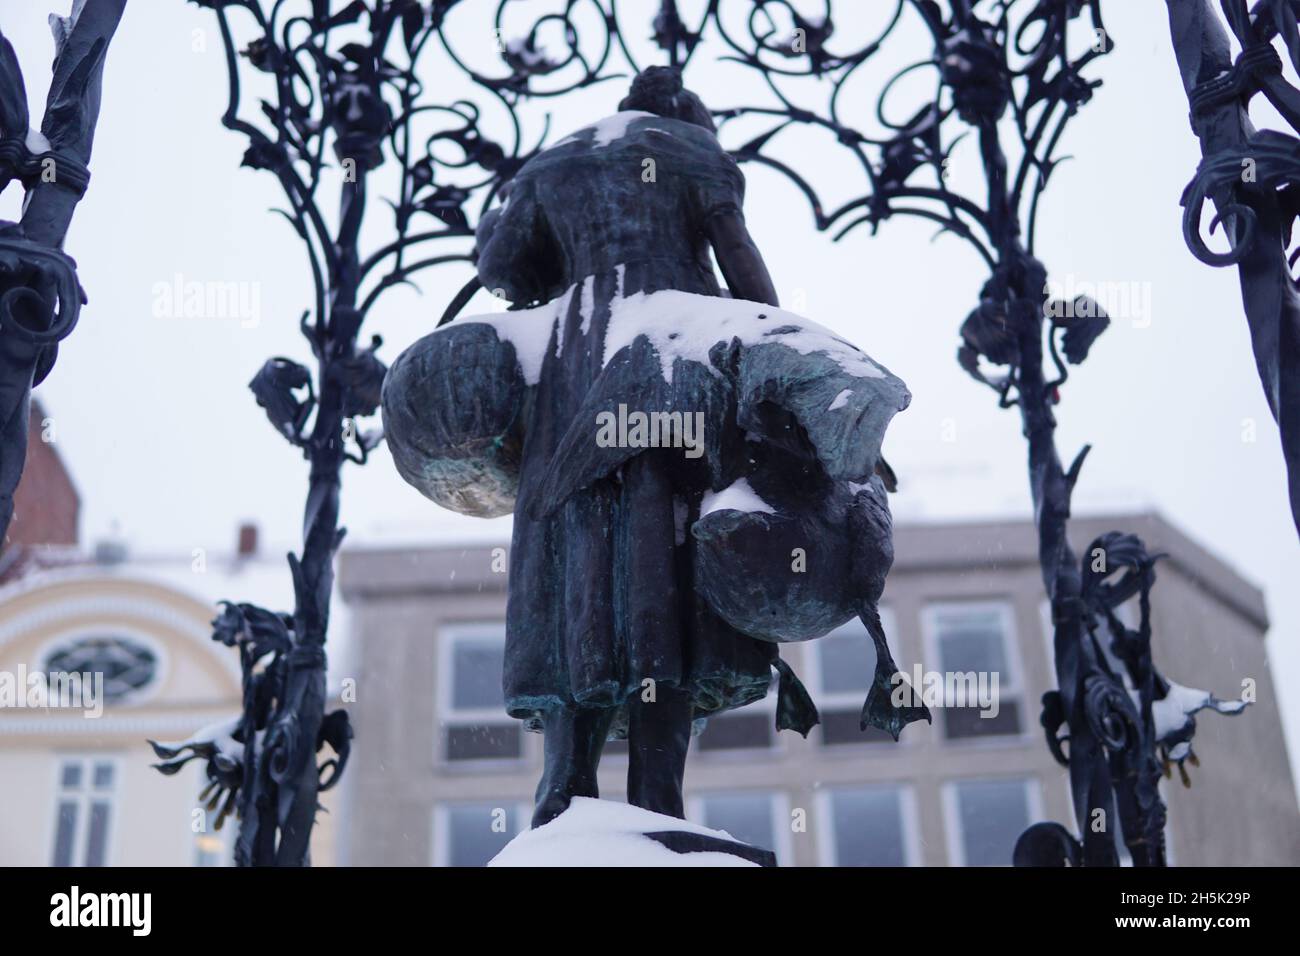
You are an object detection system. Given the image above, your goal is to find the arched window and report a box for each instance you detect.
[43,634,158,703]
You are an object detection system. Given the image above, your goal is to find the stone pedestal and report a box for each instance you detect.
[489,797,776,867]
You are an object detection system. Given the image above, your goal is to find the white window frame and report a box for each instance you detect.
[921,600,1028,743]
[436,621,524,768]
[814,782,922,867]
[431,799,531,867]
[803,606,909,748]
[688,790,793,866]
[49,755,118,867]
[941,776,1045,867]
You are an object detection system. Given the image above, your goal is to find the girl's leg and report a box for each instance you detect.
[532,704,615,829]
[626,683,693,819]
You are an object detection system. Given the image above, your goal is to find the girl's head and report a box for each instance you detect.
[618,66,715,132]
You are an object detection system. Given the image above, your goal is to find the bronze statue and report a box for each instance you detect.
[383,68,925,837]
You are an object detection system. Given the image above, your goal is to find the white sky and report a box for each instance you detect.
[2,2,1297,793]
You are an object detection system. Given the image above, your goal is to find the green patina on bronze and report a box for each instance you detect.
[383,67,927,835]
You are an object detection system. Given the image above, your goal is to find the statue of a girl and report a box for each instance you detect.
[383,67,927,830]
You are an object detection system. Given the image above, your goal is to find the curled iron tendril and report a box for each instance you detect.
[1180,132,1300,269]
[0,235,85,347]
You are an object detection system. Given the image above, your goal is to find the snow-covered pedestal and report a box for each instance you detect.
[489,798,774,867]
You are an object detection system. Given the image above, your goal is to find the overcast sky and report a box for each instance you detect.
[3,2,1297,791]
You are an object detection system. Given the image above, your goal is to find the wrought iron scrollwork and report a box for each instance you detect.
[149,599,353,855]
[1167,0,1300,537]
[0,1,126,548]
[1021,532,1248,866]
[683,0,1248,865]
[165,0,1258,866]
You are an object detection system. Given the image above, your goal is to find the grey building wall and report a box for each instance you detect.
[336,514,1298,866]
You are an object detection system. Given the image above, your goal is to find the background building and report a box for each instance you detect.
[0,410,341,866]
[336,514,1300,866]
[3,400,1295,866]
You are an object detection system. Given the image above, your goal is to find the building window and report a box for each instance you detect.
[194,833,226,867]
[924,602,1022,740]
[692,791,786,863]
[43,634,157,703]
[821,785,918,866]
[52,758,115,867]
[439,623,522,763]
[811,610,899,746]
[945,777,1040,866]
[695,707,774,752]
[434,802,524,866]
